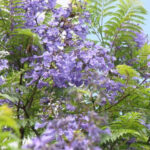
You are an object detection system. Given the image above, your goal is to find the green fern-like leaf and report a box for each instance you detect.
[87,0,146,51]
[101,129,141,144]
[116,64,139,78]
[138,44,150,62]
[87,0,117,43]
[101,112,148,146]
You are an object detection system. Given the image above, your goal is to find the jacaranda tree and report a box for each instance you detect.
[0,0,150,149]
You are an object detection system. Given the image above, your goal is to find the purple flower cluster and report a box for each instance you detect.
[140,119,150,130]
[133,31,148,49]
[24,43,115,87]
[0,59,8,71]
[18,0,124,103]
[147,55,150,67]
[23,112,109,150]
[0,99,13,106]
[0,59,8,85]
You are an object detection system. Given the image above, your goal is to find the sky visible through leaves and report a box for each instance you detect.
[141,0,150,36]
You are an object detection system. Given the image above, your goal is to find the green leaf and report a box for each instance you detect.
[116,65,139,78]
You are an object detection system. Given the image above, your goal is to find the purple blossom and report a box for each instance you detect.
[147,61,150,67]
[16,0,125,108]
[35,122,47,130]
[66,104,76,111]
[48,0,56,9]
[23,112,110,150]
[0,99,14,107]
[0,76,5,85]
[0,59,8,71]
[133,31,147,49]
[127,137,136,145]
